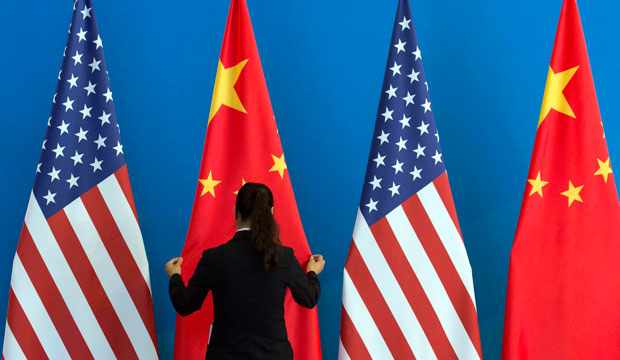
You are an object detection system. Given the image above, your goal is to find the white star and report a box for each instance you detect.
[93,35,103,49]
[94,134,107,149]
[412,46,422,61]
[410,166,422,180]
[398,114,411,129]
[88,58,101,73]
[53,93,57,103]
[71,150,84,165]
[389,62,401,76]
[403,91,415,106]
[393,39,406,53]
[425,81,429,91]
[396,137,408,151]
[66,173,79,189]
[57,69,62,81]
[392,159,404,174]
[52,143,65,158]
[432,150,443,165]
[399,16,411,31]
[381,107,394,122]
[76,27,88,42]
[98,110,111,126]
[422,98,432,113]
[413,143,426,158]
[75,127,88,142]
[42,139,47,150]
[62,97,74,112]
[43,190,57,205]
[373,153,386,168]
[79,104,93,119]
[72,50,83,65]
[48,166,61,182]
[388,182,401,197]
[377,130,390,145]
[407,69,420,83]
[67,73,79,88]
[369,176,382,190]
[37,163,42,173]
[435,132,440,142]
[90,157,103,172]
[81,5,92,19]
[417,121,429,135]
[385,84,397,99]
[84,81,97,96]
[48,116,52,126]
[113,141,124,156]
[365,198,378,213]
[57,120,70,135]
[103,88,113,103]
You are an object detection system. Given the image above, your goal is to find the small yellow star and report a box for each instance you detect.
[594,158,613,183]
[233,178,247,194]
[560,180,583,207]
[198,171,221,197]
[208,59,249,124]
[527,171,549,197]
[269,153,287,179]
[539,65,579,128]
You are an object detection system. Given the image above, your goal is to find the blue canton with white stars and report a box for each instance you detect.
[33,0,125,219]
[360,0,445,226]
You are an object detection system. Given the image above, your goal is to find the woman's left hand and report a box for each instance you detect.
[165,257,183,277]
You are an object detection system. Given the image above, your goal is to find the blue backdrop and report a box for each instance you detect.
[2,0,620,359]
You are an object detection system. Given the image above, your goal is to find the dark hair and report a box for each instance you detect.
[235,183,282,270]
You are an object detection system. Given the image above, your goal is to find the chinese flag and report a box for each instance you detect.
[173,0,322,359]
[502,0,620,358]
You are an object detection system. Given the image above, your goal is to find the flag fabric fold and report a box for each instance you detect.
[173,0,322,358]
[503,0,620,358]
[2,0,158,359]
[338,0,482,359]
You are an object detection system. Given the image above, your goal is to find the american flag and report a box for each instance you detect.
[2,0,158,358]
[338,1,482,359]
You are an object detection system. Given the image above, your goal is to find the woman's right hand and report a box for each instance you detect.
[306,254,325,275]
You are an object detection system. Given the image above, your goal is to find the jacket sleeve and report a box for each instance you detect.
[169,249,216,316]
[286,249,321,309]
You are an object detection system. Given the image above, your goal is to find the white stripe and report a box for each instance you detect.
[342,269,393,360]
[338,338,351,360]
[9,255,68,359]
[387,206,480,359]
[352,209,437,359]
[24,193,115,358]
[64,197,158,359]
[98,174,151,290]
[3,321,28,360]
[418,182,477,306]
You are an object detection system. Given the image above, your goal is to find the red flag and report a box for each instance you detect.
[503,0,620,358]
[173,0,322,358]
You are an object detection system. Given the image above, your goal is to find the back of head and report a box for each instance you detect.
[235,183,282,270]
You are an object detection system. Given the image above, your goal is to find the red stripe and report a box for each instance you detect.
[339,307,372,360]
[370,217,458,359]
[434,172,463,239]
[401,195,483,357]
[17,225,93,359]
[6,289,48,359]
[81,187,158,347]
[346,242,414,359]
[115,165,139,221]
[47,211,139,359]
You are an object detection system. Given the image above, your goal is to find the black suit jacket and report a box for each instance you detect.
[169,230,320,360]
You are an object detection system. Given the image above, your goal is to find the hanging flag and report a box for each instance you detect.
[1,0,158,359]
[338,0,482,359]
[502,0,620,358]
[173,0,322,358]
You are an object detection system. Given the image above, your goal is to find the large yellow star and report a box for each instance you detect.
[594,157,613,183]
[527,171,549,197]
[560,180,583,207]
[233,178,247,194]
[208,59,249,124]
[199,171,221,197]
[539,65,580,127]
[269,153,287,179]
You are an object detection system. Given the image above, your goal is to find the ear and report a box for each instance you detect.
[271,206,274,214]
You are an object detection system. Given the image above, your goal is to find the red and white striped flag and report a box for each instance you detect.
[338,1,482,359]
[2,0,158,358]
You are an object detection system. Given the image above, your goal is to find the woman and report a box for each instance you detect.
[166,182,325,360]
